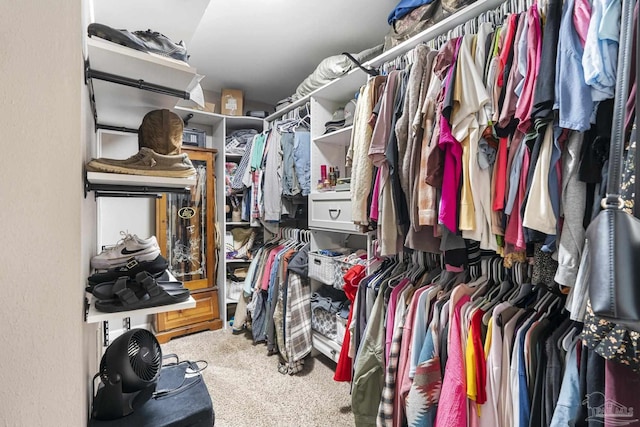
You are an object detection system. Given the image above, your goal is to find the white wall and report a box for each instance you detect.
[0,1,89,425]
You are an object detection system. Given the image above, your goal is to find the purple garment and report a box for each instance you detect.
[604,360,640,427]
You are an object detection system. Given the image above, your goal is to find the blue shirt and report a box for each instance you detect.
[582,0,621,102]
[554,0,594,131]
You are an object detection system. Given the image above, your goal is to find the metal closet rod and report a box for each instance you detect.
[86,68,191,100]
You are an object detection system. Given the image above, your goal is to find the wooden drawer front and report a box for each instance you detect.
[156,290,219,332]
[309,194,360,233]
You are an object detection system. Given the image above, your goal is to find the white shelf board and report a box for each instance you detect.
[87,37,197,85]
[225,115,266,131]
[267,68,366,122]
[364,0,505,69]
[309,225,367,236]
[313,126,353,145]
[87,37,200,129]
[86,171,196,189]
[267,0,505,125]
[310,191,352,201]
[86,296,196,323]
[173,105,225,126]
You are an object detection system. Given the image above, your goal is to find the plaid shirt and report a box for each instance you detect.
[377,310,407,426]
[280,272,312,375]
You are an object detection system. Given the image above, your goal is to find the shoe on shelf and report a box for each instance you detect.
[87,23,189,63]
[86,254,168,288]
[91,232,161,270]
[86,147,196,178]
[132,29,189,62]
[88,272,185,301]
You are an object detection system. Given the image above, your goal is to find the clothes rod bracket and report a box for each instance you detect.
[86,68,191,100]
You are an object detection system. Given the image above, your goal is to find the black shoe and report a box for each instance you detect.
[132,29,189,62]
[87,254,169,288]
[88,23,189,62]
[88,23,147,51]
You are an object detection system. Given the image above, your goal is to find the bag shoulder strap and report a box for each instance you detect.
[635,9,640,218]
[605,0,637,208]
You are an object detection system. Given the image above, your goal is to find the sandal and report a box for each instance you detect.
[90,274,185,301]
[94,274,190,313]
[87,255,168,288]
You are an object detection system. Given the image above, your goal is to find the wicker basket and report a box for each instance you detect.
[336,314,347,345]
[308,252,344,286]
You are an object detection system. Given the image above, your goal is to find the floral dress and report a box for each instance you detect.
[581,127,640,371]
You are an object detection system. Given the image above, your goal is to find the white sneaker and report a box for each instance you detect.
[91,232,161,270]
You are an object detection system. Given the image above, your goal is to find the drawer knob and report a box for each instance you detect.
[328,208,341,219]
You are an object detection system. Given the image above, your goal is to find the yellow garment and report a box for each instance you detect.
[466,319,478,401]
[485,317,493,358]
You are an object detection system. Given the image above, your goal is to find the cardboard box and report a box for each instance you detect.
[183,101,216,114]
[200,102,216,113]
[221,89,244,116]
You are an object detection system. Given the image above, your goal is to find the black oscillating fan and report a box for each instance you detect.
[91,328,162,420]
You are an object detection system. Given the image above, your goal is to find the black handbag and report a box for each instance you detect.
[586,0,640,331]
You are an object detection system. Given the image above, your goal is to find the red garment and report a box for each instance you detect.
[492,136,509,212]
[334,264,366,382]
[497,14,519,88]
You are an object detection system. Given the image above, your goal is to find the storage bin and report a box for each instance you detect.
[308,251,344,286]
[226,279,244,303]
[335,314,347,345]
[183,127,206,147]
[309,250,359,290]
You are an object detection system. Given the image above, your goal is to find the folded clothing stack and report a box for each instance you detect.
[225,129,258,156]
[324,99,357,134]
[310,286,350,341]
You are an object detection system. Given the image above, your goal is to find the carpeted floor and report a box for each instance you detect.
[161,328,354,427]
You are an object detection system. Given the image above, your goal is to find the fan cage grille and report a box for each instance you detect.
[128,331,161,382]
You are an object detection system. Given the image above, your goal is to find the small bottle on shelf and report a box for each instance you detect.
[329,167,336,189]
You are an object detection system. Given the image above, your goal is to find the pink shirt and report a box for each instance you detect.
[434,295,471,427]
[370,168,382,222]
[515,5,543,133]
[385,278,411,363]
[260,245,283,291]
[573,0,592,47]
[395,286,432,426]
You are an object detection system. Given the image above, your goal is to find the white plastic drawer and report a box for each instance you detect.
[309,193,360,233]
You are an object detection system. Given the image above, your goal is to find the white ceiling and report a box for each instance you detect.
[92,0,398,107]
